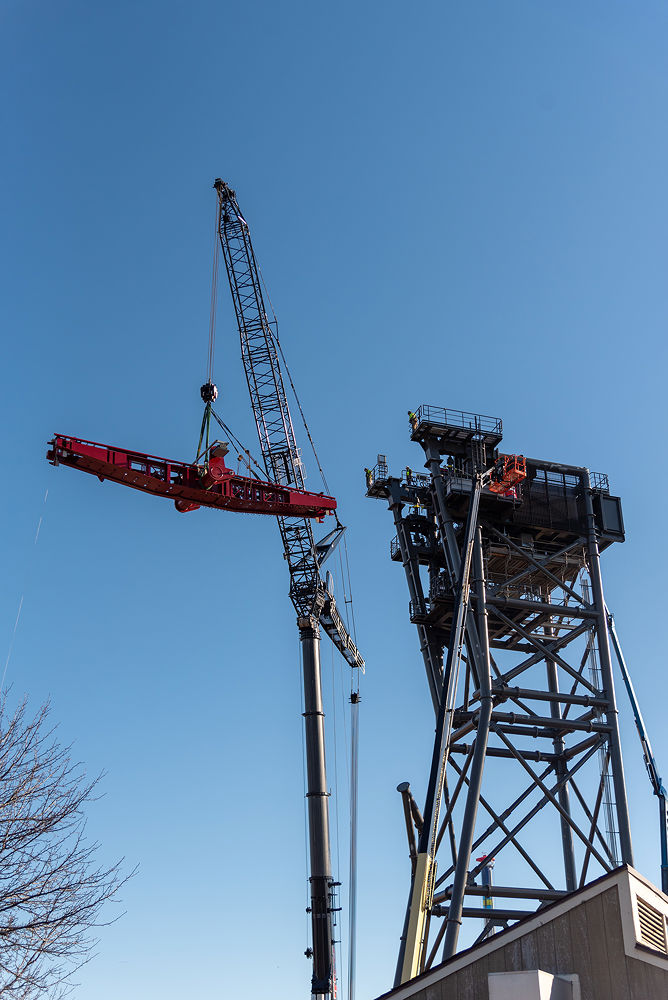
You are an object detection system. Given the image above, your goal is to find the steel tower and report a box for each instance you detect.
[366,405,631,985]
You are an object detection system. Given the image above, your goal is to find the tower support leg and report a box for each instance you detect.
[389,485,443,711]
[423,443,486,686]
[300,619,334,996]
[442,527,493,959]
[581,473,634,866]
[398,479,482,983]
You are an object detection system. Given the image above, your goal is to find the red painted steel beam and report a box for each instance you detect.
[46,435,337,519]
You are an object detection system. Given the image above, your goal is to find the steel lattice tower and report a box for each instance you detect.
[367,405,632,985]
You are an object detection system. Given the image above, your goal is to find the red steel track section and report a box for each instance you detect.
[47,435,337,519]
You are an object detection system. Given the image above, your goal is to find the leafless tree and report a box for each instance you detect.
[0,695,128,998]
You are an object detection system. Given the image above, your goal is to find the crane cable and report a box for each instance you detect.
[335,539,361,1000]
[258,267,331,496]
[207,197,221,385]
[194,195,222,468]
[209,408,267,480]
[275,332,331,495]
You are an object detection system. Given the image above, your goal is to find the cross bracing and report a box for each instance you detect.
[367,405,631,985]
[217,199,321,615]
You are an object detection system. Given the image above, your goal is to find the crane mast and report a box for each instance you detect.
[214,179,362,997]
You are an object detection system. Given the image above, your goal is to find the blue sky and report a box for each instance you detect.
[3,2,668,998]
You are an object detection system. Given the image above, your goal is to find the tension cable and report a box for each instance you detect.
[210,408,267,481]
[207,196,221,385]
[258,266,331,496]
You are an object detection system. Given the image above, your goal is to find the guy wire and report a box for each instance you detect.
[207,198,221,383]
[257,265,331,495]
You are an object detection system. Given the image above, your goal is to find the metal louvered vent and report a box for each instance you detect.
[637,896,668,953]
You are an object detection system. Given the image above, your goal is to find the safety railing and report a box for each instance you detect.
[365,463,431,491]
[429,574,452,601]
[409,598,430,620]
[590,472,610,494]
[367,456,388,485]
[531,467,581,491]
[403,469,430,489]
[415,405,502,437]
[363,461,387,491]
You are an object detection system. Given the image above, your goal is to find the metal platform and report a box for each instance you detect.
[410,405,503,458]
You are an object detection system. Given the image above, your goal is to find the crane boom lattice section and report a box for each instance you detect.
[215,180,319,616]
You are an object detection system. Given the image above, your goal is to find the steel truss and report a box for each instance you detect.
[367,405,632,984]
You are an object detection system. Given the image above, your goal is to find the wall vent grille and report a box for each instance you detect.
[637,896,668,953]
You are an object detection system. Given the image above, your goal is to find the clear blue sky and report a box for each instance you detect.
[3,2,668,998]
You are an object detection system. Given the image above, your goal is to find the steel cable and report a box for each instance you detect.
[207,198,221,384]
[257,266,331,496]
[209,408,266,481]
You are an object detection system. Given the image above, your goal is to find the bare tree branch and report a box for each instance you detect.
[0,696,130,998]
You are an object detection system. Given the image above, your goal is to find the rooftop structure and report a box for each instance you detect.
[371,866,668,1000]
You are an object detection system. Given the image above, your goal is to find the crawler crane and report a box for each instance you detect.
[48,180,363,1000]
[214,179,364,998]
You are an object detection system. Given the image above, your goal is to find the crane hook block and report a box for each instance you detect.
[46,435,337,519]
[200,381,218,403]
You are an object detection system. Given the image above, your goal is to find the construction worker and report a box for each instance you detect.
[408,410,418,432]
[406,466,413,484]
[365,467,373,489]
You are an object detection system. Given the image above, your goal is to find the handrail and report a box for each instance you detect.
[416,404,502,436]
